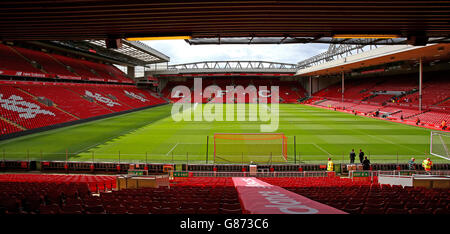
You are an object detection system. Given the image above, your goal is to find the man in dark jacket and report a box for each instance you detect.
[349,149,356,164]
[359,149,365,163]
[362,157,371,170]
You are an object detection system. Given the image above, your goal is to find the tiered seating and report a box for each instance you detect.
[51,54,101,79]
[0,82,167,135]
[0,44,133,83]
[0,44,42,73]
[309,75,450,128]
[414,111,450,127]
[259,177,449,215]
[386,108,423,118]
[0,86,77,129]
[313,76,418,104]
[0,118,22,135]
[105,65,133,82]
[316,100,357,109]
[438,99,450,108]
[313,78,375,101]
[144,90,167,105]
[81,61,133,83]
[397,76,450,109]
[0,175,241,214]
[99,185,241,214]
[19,84,112,119]
[13,46,78,78]
[350,104,379,113]
[68,86,131,112]
[0,174,116,192]
[0,174,116,214]
[162,78,306,103]
[279,83,306,103]
[0,181,91,214]
[367,94,395,104]
[172,177,236,187]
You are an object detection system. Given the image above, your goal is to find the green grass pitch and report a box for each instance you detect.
[0,103,445,164]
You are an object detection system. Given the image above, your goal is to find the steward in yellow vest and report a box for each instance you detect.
[422,158,432,172]
[327,158,334,171]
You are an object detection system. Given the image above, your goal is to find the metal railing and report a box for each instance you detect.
[349,170,450,182]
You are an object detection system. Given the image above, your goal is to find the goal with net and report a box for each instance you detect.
[430,131,450,160]
[213,133,287,164]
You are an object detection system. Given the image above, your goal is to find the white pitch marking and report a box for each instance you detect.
[312,143,332,156]
[166,142,180,155]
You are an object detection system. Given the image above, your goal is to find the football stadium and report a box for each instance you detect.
[0,1,449,223]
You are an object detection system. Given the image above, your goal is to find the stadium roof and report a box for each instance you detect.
[1,1,450,45]
[296,43,450,76]
[186,37,450,46]
[85,40,170,65]
[31,40,170,66]
[153,61,298,76]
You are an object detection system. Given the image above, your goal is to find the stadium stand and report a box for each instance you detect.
[308,74,450,129]
[0,118,23,135]
[259,177,450,215]
[0,44,44,74]
[161,78,306,104]
[0,175,242,214]
[50,54,101,80]
[1,175,448,215]
[0,82,167,135]
[18,84,112,119]
[12,46,80,79]
[0,44,134,83]
[0,85,78,129]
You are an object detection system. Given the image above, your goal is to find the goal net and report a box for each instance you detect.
[213,133,287,164]
[430,131,450,160]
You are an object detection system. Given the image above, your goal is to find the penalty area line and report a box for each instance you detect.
[312,143,332,156]
[166,143,180,156]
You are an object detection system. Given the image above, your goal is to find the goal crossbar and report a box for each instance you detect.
[213,133,287,164]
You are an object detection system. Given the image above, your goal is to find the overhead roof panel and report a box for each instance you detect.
[1,1,450,41]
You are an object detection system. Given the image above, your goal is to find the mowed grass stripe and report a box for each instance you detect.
[0,103,442,163]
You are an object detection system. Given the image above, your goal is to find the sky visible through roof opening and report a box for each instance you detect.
[116,40,329,77]
[142,40,329,65]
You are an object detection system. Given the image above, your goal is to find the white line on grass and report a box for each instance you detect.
[366,134,424,154]
[312,143,332,156]
[166,143,179,155]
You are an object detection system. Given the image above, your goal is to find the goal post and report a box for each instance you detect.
[430,131,450,160]
[213,133,287,164]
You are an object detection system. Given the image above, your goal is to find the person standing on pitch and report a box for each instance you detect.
[327,158,334,172]
[408,158,416,170]
[422,158,433,174]
[359,149,365,163]
[349,149,356,164]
